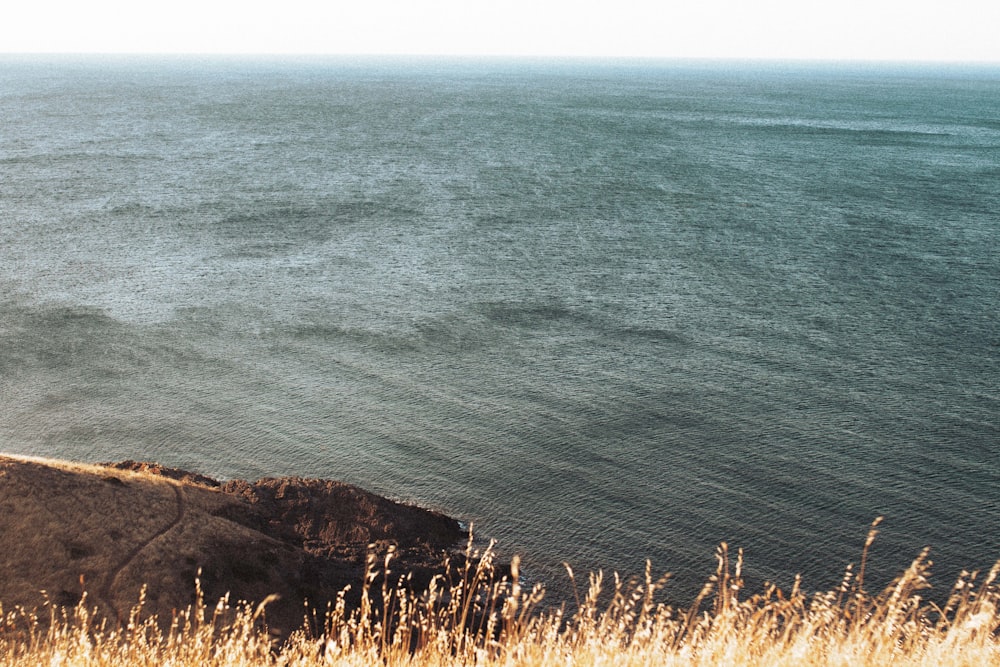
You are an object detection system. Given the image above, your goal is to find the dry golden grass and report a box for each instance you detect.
[1,519,998,666]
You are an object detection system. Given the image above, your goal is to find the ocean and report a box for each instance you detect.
[1,55,998,602]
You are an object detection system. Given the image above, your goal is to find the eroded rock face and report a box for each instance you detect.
[0,456,469,640]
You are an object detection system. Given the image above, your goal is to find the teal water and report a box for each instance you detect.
[1,56,998,601]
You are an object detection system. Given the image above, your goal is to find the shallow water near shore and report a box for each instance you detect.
[1,55,998,602]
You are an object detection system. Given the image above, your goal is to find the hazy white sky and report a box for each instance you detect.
[4,0,999,61]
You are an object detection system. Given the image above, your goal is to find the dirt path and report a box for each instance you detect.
[97,483,186,622]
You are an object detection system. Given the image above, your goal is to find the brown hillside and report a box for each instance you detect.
[0,455,466,638]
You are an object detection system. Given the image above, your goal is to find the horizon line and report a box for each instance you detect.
[3,52,1000,66]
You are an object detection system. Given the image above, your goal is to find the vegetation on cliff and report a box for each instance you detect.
[1,520,998,666]
[0,455,465,640]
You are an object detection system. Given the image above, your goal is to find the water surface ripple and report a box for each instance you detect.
[1,56,998,601]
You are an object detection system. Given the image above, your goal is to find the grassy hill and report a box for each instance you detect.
[0,455,997,665]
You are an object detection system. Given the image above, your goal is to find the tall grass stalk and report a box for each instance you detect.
[1,522,997,666]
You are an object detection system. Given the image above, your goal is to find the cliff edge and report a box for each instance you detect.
[0,455,467,638]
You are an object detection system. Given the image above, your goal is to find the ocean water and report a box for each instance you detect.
[1,55,998,602]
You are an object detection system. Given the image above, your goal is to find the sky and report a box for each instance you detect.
[4,0,1000,62]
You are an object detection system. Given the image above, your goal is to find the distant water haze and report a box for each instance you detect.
[1,56,998,602]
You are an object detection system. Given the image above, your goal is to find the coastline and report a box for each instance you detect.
[0,454,470,638]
